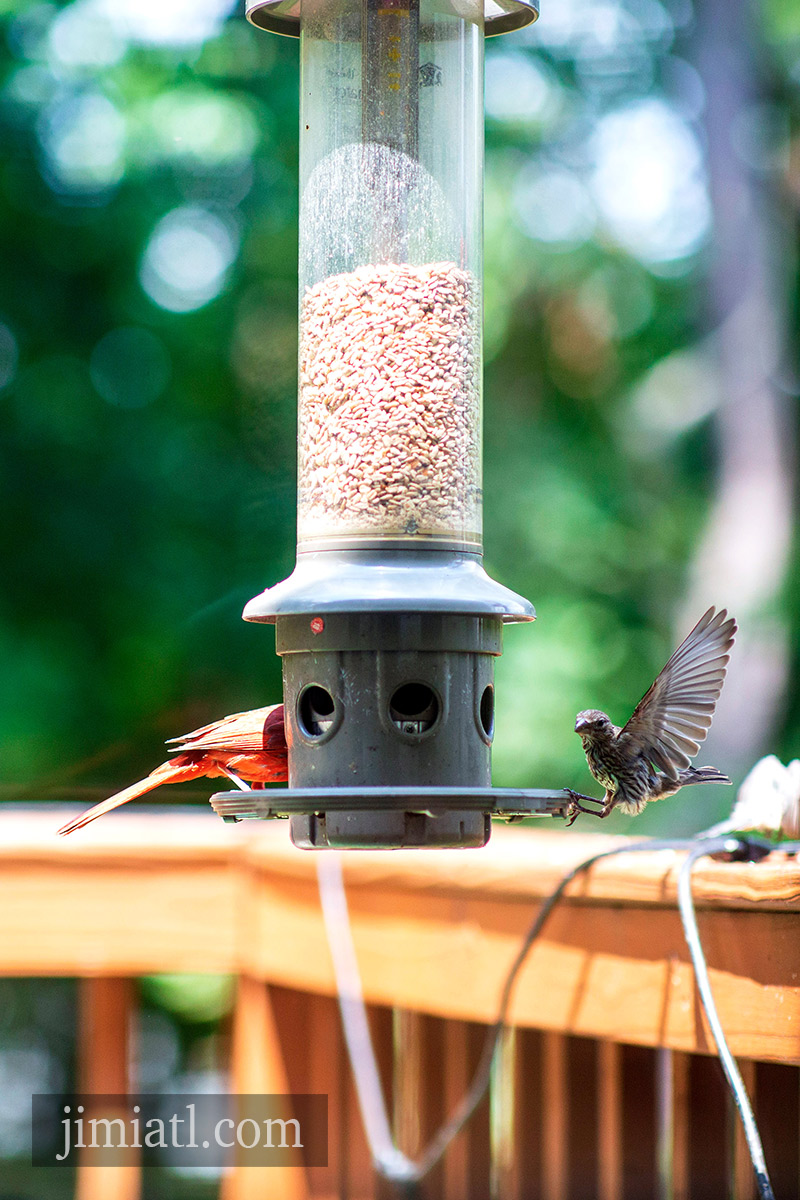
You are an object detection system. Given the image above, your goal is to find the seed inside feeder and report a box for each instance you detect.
[298,260,481,546]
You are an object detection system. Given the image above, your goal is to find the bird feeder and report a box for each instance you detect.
[211,0,570,846]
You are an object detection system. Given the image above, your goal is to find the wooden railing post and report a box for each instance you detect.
[598,1039,622,1200]
[288,990,347,1199]
[510,1028,543,1200]
[656,1048,690,1200]
[76,976,140,1200]
[393,1008,423,1161]
[221,975,311,1200]
[730,1059,756,1200]
[441,1020,491,1200]
[489,1026,516,1200]
[542,1032,568,1200]
[442,1020,470,1200]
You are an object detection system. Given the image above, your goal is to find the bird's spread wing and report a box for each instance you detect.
[166,704,286,756]
[619,607,736,780]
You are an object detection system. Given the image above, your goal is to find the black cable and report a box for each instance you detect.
[320,838,692,1187]
[409,837,695,1181]
[320,834,789,1196]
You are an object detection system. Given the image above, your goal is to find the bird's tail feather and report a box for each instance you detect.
[679,765,731,787]
[57,758,207,836]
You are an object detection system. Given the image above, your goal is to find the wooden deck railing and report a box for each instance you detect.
[4,808,800,1199]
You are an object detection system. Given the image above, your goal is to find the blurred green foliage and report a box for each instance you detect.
[1,2,299,795]
[0,0,797,838]
[140,974,235,1025]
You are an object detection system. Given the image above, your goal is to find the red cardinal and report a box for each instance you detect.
[58,704,287,835]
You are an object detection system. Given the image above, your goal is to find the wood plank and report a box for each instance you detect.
[341,1017,377,1200]
[620,1045,656,1200]
[463,1022,492,1200]
[76,977,140,1200]
[329,1002,393,1200]
[512,1029,542,1200]
[489,1026,516,1200]
[303,993,346,1199]
[243,869,800,1064]
[371,1004,395,1200]
[598,1040,622,1200]
[439,1020,492,1200]
[688,1053,728,1200]
[442,1020,471,1200]
[238,826,800,913]
[0,809,236,863]
[417,1014,447,1191]
[671,1052,689,1200]
[78,977,135,1094]
[9,813,800,912]
[270,985,313,1097]
[542,1032,568,1200]
[1,814,798,1064]
[390,1008,448,1200]
[0,861,237,974]
[221,976,309,1200]
[393,1008,426,1162]
[752,1061,799,1200]
[420,1015,448,1200]
[655,1048,689,1200]
[567,1036,599,1200]
[731,1059,757,1200]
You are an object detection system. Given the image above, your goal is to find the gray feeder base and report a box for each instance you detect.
[209,787,571,849]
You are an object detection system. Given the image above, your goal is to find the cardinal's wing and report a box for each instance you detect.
[167,704,286,756]
[619,607,736,780]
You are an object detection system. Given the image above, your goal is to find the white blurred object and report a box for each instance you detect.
[98,0,237,45]
[701,754,800,840]
[139,206,239,313]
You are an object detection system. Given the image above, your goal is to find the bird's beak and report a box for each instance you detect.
[575,717,588,733]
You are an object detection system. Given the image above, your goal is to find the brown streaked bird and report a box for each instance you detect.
[58,704,287,836]
[567,606,736,825]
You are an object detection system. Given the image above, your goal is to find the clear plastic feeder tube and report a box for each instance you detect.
[297,0,484,552]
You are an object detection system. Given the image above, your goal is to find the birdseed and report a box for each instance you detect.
[297,261,481,543]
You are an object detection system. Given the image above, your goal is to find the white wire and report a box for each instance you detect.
[316,835,787,1197]
[316,855,417,1184]
[219,766,251,791]
[676,841,775,1200]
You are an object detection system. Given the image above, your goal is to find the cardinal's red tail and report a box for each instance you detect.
[57,758,209,836]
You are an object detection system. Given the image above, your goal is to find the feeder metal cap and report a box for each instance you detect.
[243,548,535,623]
[246,0,538,37]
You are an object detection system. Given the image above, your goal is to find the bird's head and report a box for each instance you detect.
[574,710,612,739]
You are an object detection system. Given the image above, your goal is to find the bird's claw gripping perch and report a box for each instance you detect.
[564,790,606,827]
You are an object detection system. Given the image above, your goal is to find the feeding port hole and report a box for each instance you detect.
[298,685,336,738]
[389,682,440,735]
